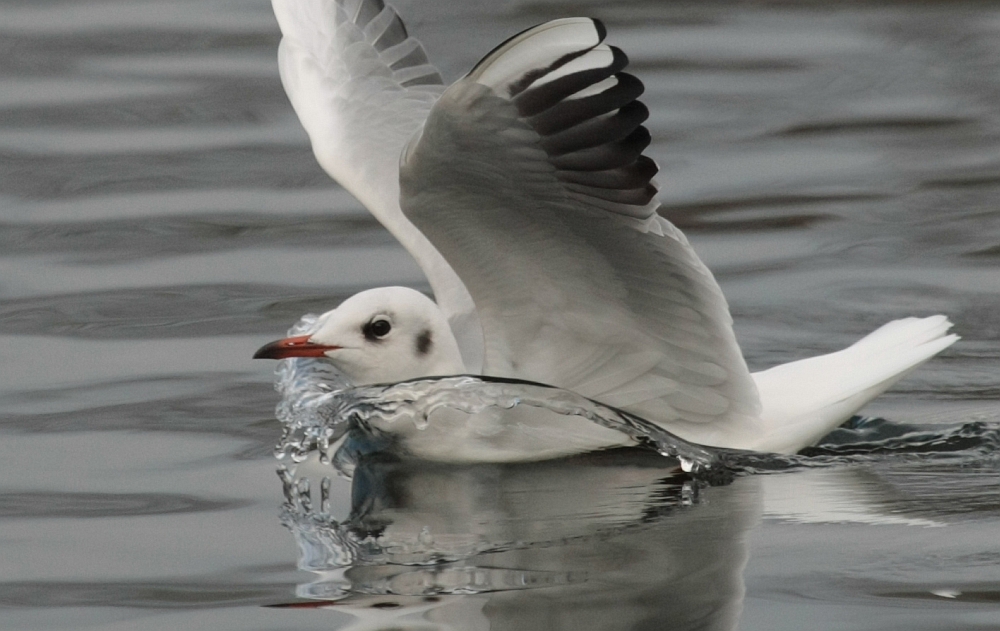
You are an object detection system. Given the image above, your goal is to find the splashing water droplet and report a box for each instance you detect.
[297,477,312,513]
[277,465,297,506]
[320,477,331,515]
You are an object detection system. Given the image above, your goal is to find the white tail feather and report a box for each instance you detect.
[750,316,959,453]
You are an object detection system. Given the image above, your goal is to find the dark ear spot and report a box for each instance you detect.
[415,329,432,356]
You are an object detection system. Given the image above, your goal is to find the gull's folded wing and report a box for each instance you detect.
[400,18,762,447]
[272,0,483,369]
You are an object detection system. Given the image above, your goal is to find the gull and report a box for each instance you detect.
[255,0,958,454]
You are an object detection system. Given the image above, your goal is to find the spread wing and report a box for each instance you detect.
[272,0,483,369]
[399,18,762,447]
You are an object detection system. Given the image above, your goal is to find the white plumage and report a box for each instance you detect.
[265,0,958,455]
[272,0,483,369]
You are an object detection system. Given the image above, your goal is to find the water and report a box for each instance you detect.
[2,0,999,629]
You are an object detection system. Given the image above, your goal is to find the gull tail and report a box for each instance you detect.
[750,316,959,454]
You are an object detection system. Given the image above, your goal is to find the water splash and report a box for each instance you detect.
[278,466,368,571]
[271,314,353,471]
[716,416,1000,474]
[270,315,729,480]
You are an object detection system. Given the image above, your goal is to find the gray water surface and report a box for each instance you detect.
[1,0,999,629]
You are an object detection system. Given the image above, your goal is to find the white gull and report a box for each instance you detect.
[255,0,958,455]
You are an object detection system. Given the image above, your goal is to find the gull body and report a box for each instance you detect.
[257,0,958,456]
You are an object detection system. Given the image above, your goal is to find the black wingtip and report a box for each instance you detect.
[591,18,607,42]
[610,45,629,70]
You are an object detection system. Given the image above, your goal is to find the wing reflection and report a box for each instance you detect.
[278,450,761,631]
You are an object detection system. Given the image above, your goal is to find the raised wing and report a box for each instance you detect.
[272,0,483,369]
[400,18,762,447]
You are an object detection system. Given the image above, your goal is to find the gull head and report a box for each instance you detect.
[253,286,465,386]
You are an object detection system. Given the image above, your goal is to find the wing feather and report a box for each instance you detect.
[272,0,483,369]
[400,18,762,448]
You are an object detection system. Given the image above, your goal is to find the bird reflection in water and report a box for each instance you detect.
[274,448,761,631]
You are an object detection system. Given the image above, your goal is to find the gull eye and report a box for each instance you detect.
[363,318,392,341]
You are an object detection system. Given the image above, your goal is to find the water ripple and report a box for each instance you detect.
[0,491,250,519]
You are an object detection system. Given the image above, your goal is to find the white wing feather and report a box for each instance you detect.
[399,19,763,449]
[272,0,484,369]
